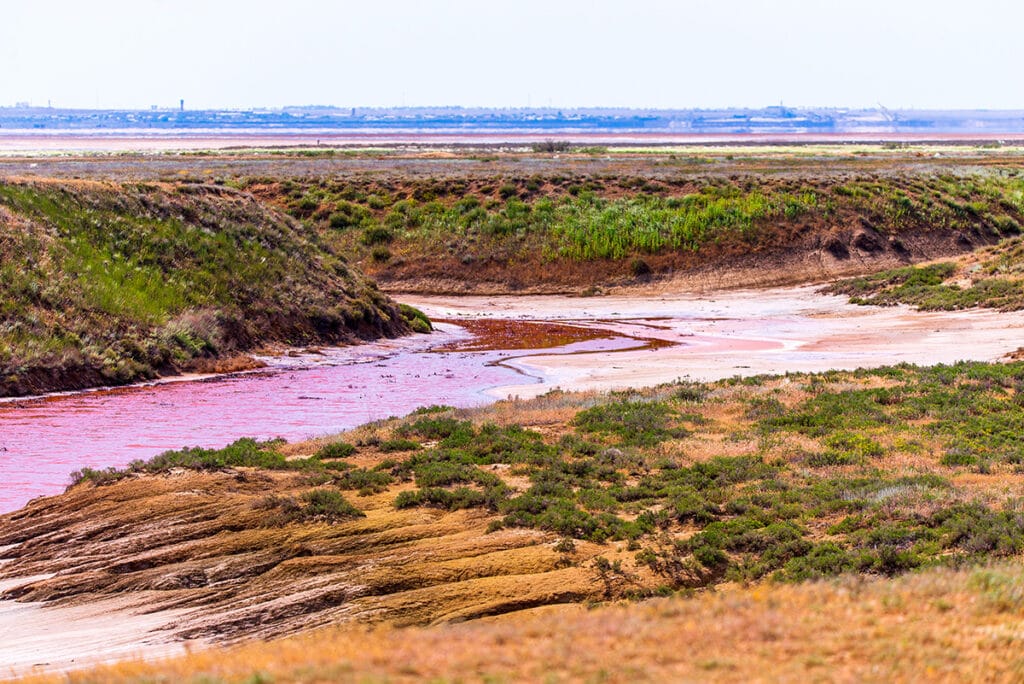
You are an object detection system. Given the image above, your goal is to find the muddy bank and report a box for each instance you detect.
[0,576,194,677]
[245,167,1023,296]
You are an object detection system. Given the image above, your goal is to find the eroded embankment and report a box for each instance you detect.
[0,179,413,397]
[245,170,1024,293]
[0,461,606,645]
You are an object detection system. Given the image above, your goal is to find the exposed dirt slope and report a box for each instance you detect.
[827,234,1024,311]
[0,179,410,397]
[0,467,605,643]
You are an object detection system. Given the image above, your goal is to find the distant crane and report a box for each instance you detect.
[877,102,898,123]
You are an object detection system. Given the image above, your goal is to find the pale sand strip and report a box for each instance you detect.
[0,575,200,679]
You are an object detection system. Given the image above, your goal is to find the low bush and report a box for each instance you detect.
[378,438,422,452]
[315,442,356,459]
[334,468,394,495]
[573,398,684,446]
[398,304,432,333]
[300,489,365,521]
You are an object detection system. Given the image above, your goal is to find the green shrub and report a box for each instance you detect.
[131,438,290,472]
[316,442,356,460]
[395,486,489,510]
[361,226,394,245]
[68,466,131,488]
[379,438,422,452]
[334,468,394,495]
[398,303,432,333]
[398,416,469,440]
[574,398,683,446]
[328,201,370,229]
[300,489,365,521]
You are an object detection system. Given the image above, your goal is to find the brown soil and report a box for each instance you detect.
[0,466,614,644]
[377,224,977,295]
[431,318,613,352]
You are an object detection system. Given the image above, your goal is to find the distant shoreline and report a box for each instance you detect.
[3,129,1024,152]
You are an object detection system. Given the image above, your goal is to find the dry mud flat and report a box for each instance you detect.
[5,130,1024,154]
[404,285,1024,398]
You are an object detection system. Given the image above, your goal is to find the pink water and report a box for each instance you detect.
[0,325,639,513]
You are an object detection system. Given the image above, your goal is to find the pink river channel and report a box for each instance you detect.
[0,323,638,513]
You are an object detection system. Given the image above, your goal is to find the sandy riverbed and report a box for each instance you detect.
[403,285,1024,399]
[0,572,199,679]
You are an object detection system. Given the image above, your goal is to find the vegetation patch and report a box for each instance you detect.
[827,236,1024,310]
[573,397,687,446]
[256,489,365,524]
[70,437,349,487]
[245,172,1024,289]
[0,180,411,397]
[60,360,1024,604]
[383,360,1024,584]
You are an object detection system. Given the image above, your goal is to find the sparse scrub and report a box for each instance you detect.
[36,358,1024,655]
[300,489,365,521]
[334,467,394,495]
[378,438,422,452]
[573,397,685,446]
[315,442,357,460]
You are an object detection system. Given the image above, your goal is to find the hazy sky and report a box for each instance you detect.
[2,0,1022,110]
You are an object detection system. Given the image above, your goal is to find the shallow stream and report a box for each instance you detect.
[0,321,636,513]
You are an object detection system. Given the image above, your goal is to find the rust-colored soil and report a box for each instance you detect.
[431,318,612,352]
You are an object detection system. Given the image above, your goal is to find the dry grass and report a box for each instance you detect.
[19,561,1024,683]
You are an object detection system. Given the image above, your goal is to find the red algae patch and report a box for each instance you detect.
[432,318,612,352]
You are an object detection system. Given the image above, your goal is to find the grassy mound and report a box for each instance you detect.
[0,179,413,396]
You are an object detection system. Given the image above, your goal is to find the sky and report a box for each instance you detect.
[2,0,1022,111]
